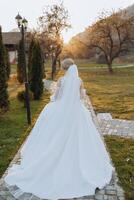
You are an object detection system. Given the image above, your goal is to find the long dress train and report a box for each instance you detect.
[4,64,114,199]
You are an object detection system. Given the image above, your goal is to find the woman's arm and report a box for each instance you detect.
[50,78,62,102]
[80,79,91,108]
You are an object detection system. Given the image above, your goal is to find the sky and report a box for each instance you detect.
[0,0,134,43]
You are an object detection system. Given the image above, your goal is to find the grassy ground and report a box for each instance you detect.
[78,67,134,120]
[11,64,17,74]
[105,136,134,200]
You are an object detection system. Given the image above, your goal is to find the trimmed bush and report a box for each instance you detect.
[4,47,10,79]
[29,39,44,100]
[0,26,9,113]
[17,39,25,83]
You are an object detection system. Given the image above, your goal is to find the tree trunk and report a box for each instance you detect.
[107,62,113,74]
[51,48,62,80]
[58,58,61,70]
[51,56,57,80]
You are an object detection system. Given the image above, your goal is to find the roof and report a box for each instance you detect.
[2,32,21,45]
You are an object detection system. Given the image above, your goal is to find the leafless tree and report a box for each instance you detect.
[87,10,134,73]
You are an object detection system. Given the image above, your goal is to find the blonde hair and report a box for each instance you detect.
[61,58,74,70]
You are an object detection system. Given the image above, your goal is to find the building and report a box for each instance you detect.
[2,28,30,64]
[2,31,21,64]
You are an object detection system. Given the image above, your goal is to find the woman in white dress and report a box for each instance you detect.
[4,58,114,200]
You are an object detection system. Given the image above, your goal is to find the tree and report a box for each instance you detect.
[38,2,71,79]
[29,39,44,100]
[4,47,10,79]
[28,37,35,82]
[0,26,9,112]
[87,10,134,73]
[17,39,26,83]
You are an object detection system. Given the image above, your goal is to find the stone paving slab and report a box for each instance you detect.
[97,113,134,138]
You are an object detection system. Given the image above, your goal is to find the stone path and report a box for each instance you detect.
[97,113,134,138]
[1,79,132,200]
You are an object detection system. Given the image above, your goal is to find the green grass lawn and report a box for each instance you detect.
[79,67,134,120]
[105,136,134,200]
[11,64,17,74]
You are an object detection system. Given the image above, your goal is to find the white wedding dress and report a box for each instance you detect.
[4,65,114,200]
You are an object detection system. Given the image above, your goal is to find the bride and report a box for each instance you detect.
[4,58,114,199]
